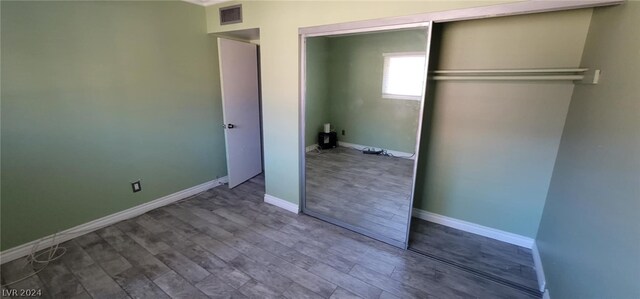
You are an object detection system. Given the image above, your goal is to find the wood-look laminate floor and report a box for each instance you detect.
[409,218,539,291]
[1,174,538,299]
[305,146,539,294]
[305,147,414,244]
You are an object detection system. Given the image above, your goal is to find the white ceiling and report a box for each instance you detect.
[182,0,231,7]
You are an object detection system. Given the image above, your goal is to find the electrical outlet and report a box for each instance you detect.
[342,130,345,136]
[131,180,142,193]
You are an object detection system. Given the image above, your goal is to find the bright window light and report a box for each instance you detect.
[382,53,426,101]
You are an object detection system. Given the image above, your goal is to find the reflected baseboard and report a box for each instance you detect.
[337,141,415,160]
[305,144,318,152]
[411,208,534,249]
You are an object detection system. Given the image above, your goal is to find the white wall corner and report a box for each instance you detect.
[411,208,535,249]
[0,176,228,265]
[264,194,300,214]
[532,242,548,293]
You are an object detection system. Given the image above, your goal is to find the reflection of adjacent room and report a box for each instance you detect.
[305,30,425,156]
[304,29,425,246]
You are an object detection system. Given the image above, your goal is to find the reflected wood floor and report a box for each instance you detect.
[410,218,539,291]
[306,147,414,244]
[1,174,537,299]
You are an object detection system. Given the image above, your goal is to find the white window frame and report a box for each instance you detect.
[381,52,426,101]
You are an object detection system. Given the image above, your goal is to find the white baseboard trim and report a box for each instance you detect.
[264,194,299,214]
[217,176,229,185]
[338,141,414,160]
[305,144,318,152]
[0,176,228,265]
[412,208,534,249]
[532,242,547,292]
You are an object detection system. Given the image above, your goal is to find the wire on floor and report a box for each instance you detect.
[1,221,120,287]
[1,233,66,287]
[383,150,416,159]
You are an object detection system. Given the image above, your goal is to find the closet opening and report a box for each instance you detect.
[299,1,620,297]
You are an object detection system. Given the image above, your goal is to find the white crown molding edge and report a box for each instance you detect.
[182,0,230,7]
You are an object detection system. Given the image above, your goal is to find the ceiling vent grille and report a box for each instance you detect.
[220,5,242,25]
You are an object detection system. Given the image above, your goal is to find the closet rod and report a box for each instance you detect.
[432,75,585,81]
[432,68,588,74]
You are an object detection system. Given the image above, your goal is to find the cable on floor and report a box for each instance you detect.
[1,233,66,287]
[1,221,119,287]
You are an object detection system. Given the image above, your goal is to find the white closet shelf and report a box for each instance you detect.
[432,75,585,81]
[432,68,588,74]
[430,68,596,82]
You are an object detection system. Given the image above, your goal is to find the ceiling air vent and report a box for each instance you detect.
[220,4,242,25]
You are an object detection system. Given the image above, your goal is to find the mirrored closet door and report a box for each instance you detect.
[301,25,432,248]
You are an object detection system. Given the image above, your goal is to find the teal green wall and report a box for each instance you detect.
[305,37,330,147]
[327,30,426,153]
[1,1,226,250]
[413,9,593,238]
[536,3,640,298]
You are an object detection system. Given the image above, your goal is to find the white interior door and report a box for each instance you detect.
[218,38,262,188]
